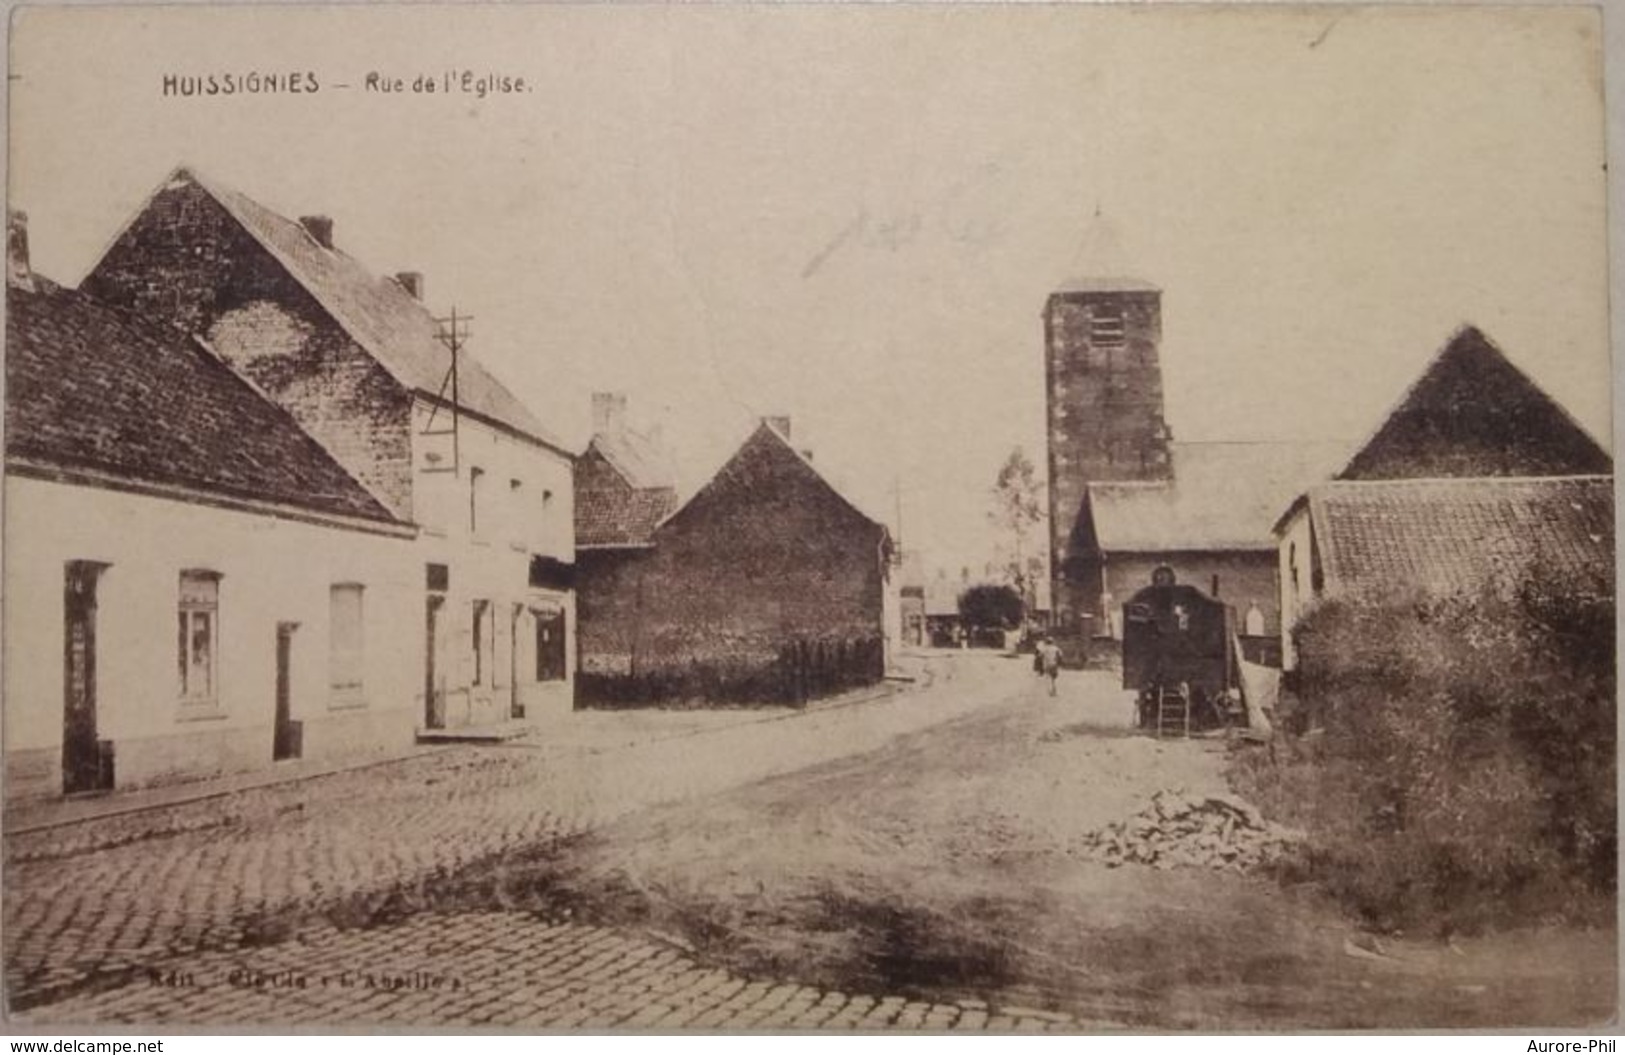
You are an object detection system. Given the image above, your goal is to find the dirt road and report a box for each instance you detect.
[474,653,1615,1029]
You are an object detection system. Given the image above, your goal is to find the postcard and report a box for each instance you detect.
[3,1,1614,1032]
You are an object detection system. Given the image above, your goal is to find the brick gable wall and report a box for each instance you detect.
[82,181,414,518]
[576,430,886,705]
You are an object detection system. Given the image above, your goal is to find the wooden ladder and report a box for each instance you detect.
[1156,684,1191,739]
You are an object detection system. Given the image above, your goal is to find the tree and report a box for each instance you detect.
[959,583,1025,631]
[989,447,1046,615]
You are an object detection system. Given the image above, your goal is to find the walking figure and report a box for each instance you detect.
[1037,636,1063,696]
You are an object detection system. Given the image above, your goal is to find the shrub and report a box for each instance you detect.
[1232,562,1615,934]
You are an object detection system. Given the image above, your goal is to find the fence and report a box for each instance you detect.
[577,634,886,709]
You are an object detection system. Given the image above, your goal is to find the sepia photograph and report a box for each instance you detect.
[1,1,1616,1033]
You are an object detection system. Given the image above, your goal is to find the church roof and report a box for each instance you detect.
[1081,440,1348,554]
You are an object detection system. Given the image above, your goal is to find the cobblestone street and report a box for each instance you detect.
[6,653,1043,1025]
[32,911,1084,1031]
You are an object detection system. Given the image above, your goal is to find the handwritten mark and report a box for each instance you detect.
[1308,13,1346,49]
[801,162,1009,279]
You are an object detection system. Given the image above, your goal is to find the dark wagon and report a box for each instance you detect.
[1121,568,1238,736]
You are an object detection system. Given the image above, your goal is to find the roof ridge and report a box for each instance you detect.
[654,421,888,538]
[1333,325,1609,479]
[1316,473,1613,489]
[165,167,573,456]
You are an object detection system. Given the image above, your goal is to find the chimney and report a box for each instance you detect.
[591,392,628,438]
[394,271,424,300]
[7,210,33,292]
[763,416,791,440]
[299,215,334,249]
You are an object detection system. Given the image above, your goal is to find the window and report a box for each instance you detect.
[178,570,221,703]
[509,478,525,546]
[329,583,365,701]
[1090,303,1126,348]
[469,466,485,536]
[472,599,489,684]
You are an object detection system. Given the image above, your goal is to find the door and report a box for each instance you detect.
[62,561,111,794]
[509,604,524,719]
[273,622,302,761]
[535,609,566,683]
[424,594,446,729]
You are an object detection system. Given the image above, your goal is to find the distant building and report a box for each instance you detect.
[1274,326,1614,669]
[923,568,967,648]
[574,393,680,683]
[575,417,891,706]
[80,167,578,733]
[1043,277,1333,655]
[4,211,418,801]
[896,551,926,648]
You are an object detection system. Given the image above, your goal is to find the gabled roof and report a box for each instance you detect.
[151,168,570,456]
[1336,325,1611,481]
[656,420,889,542]
[591,426,676,491]
[575,440,678,549]
[1299,476,1613,599]
[1082,440,1349,554]
[924,574,963,617]
[6,277,403,530]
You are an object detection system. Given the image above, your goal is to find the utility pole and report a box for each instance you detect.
[422,307,473,475]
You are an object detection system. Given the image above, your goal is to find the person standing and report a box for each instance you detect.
[1037,636,1062,696]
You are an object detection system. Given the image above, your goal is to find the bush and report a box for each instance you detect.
[1231,563,1615,934]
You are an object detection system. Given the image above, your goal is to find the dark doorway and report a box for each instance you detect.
[425,594,446,729]
[535,609,567,683]
[509,604,524,719]
[62,560,113,795]
[273,622,303,761]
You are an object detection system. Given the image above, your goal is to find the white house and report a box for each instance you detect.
[80,168,579,734]
[4,212,420,801]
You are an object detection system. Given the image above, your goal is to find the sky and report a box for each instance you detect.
[9,4,1611,577]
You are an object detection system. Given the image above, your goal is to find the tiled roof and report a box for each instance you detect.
[1306,476,1614,598]
[6,278,400,526]
[1084,440,1349,553]
[658,421,890,542]
[575,449,679,549]
[178,169,570,455]
[592,428,675,491]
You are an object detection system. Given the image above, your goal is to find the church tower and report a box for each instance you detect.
[1043,277,1172,636]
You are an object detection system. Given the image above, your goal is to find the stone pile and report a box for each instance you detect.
[1075,789,1304,873]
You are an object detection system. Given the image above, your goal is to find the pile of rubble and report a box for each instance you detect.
[1075,789,1304,873]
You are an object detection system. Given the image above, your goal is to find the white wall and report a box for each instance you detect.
[1277,506,1317,672]
[409,401,577,726]
[410,401,573,560]
[4,474,419,793]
